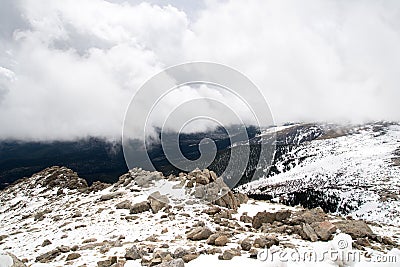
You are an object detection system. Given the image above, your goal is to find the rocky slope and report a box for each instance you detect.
[1,166,400,266]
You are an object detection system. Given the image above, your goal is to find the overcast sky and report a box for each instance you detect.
[0,0,399,141]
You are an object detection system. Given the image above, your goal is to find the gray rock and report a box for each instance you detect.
[187,227,213,241]
[312,221,337,241]
[214,235,229,246]
[182,254,198,263]
[173,247,190,259]
[252,210,291,229]
[116,200,132,210]
[235,193,249,204]
[293,208,326,225]
[41,239,52,247]
[334,220,374,239]
[36,249,61,263]
[213,191,239,210]
[196,174,210,185]
[302,223,319,242]
[130,201,151,214]
[253,236,279,248]
[155,258,185,267]
[241,238,252,251]
[218,249,239,260]
[125,245,145,260]
[148,191,170,213]
[66,253,81,261]
[100,192,124,201]
[203,206,221,216]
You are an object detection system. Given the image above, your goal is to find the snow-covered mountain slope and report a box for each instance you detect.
[1,167,400,267]
[237,122,400,226]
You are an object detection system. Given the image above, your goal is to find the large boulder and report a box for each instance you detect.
[99,192,124,201]
[253,236,279,248]
[130,201,151,214]
[333,220,373,239]
[240,238,252,251]
[36,249,61,263]
[301,223,319,242]
[125,245,146,260]
[292,208,327,225]
[148,191,170,213]
[252,210,291,229]
[116,200,132,210]
[187,227,213,241]
[312,221,337,241]
[213,191,239,210]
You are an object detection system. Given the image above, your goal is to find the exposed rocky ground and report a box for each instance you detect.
[1,166,400,266]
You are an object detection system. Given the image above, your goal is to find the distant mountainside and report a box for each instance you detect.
[236,121,400,226]
[0,126,258,189]
[0,138,128,189]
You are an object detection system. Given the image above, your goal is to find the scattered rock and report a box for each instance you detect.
[156,258,185,267]
[252,210,291,229]
[355,237,371,247]
[312,221,337,241]
[58,246,71,253]
[34,211,49,221]
[235,193,249,204]
[34,166,88,190]
[125,245,145,260]
[382,236,396,246]
[218,249,240,260]
[130,201,151,214]
[196,174,210,185]
[214,191,239,210]
[116,200,132,210]
[146,235,159,242]
[36,249,61,263]
[182,254,198,263]
[187,227,213,241]
[42,239,52,247]
[240,238,252,251]
[100,192,124,201]
[293,208,326,225]
[214,235,229,246]
[207,233,222,245]
[82,238,97,244]
[253,236,279,248]
[249,248,259,259]
[240,213,252,224]
[72,211,82,218]
[301,223,319,242]
[89,181,110,192]
[97,256,118,267]
[173,247,190,259]
[148,191,170,213]
[334,220,373,239]
[66,253,81,261]
[203,206,221,216]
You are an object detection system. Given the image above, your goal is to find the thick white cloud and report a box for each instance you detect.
[186,0,400,124]
[0,0,399,140]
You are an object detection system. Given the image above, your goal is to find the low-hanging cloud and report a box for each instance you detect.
[0,0,399,141]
